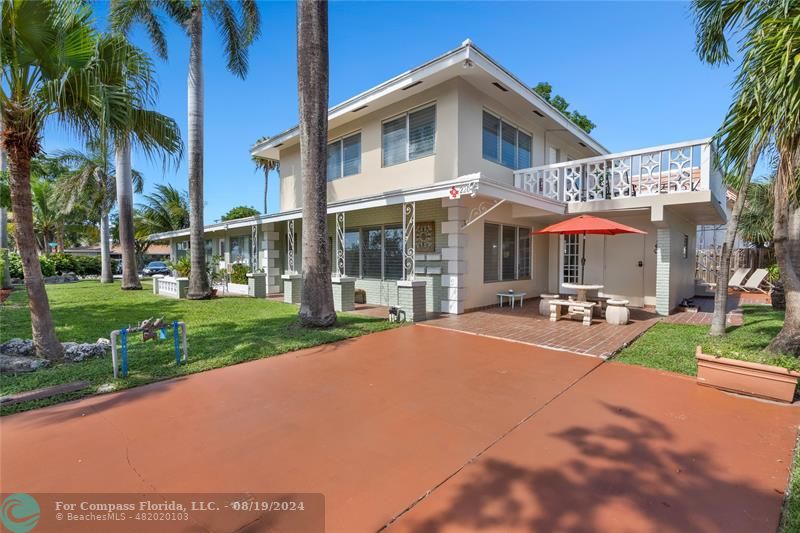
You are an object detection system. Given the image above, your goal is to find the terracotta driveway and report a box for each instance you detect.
[2,326,798,532]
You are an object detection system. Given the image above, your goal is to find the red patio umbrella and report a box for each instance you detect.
[533,215,646,284]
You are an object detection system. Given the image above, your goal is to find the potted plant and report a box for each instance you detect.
[695,346,800,403]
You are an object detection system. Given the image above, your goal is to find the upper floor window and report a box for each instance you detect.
[327,132,361,180]
[382,104,436,167]
[482,111,532,170]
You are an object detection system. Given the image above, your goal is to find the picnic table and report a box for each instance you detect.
[562,283,604,303]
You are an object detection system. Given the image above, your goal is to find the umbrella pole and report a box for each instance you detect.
[580,231,586,284]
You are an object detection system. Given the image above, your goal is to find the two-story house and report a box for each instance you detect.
[151,40,727,316]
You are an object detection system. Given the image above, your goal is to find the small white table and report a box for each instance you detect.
[497,292,526,308]
[562,283,604,303]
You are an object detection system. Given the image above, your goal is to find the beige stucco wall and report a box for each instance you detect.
[455,78,595,186]
[278,80,461,211]
[459,198,549,310]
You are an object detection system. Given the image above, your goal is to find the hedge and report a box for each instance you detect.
[6,252,114,278]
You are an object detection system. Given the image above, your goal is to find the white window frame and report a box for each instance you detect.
[328,130,362,181]
[381,102,437,167]
[560,234,581,286]
[482,109,533,170]
[483,222,532,283]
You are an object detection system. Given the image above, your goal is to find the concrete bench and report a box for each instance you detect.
[549,299,596,326]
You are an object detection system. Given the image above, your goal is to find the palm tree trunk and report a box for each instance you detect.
[99,210,113,283]
[0,123,10,289]
[769,152,800,355]
[6,144,63,360]
[186,5,209,299]
[297,0,335,327]
[710,147,758,336]
[115,137,141,290]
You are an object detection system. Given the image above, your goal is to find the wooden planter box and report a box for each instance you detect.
[696,346,800,403]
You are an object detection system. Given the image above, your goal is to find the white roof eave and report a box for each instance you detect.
[250,40,609,158]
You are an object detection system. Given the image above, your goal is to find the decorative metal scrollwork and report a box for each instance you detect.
[251,225,258,272]
[402,202,415,281]
[287,219,296,273]
[335,212,345,277]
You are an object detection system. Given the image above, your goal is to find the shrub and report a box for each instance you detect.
[230,263,249,284]
[8,252,22,279]
[166,257,191,277]
[0,250,5,287]
[38,255,56,277]
[73,255,102,276]
[49,252,77,275]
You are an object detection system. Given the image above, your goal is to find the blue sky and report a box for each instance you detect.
[42,1,739,224]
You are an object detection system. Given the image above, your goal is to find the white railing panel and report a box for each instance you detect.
[513,139,716,204]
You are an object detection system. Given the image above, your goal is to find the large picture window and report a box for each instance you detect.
[328,132,361,180]
[382,104,436,166]
[482,111,532,170]
[362,227,383,279]
[344,230,360,278]
[483,224,532,282]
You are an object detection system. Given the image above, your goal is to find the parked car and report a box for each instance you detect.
[142,261,171,276]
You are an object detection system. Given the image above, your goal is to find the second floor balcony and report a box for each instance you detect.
[513,139,724,206]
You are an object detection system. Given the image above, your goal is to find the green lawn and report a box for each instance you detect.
[615,305,797,376]
[782,436,800,533]
[0,281,398,415]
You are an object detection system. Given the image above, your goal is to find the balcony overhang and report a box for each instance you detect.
[148,174,565,241]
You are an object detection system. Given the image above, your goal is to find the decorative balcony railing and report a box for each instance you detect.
[513,139,720,204]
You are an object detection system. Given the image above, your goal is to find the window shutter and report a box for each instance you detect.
[342,133,361,176]
[383,226,403,280]
[518,132,532,169]
[482,112,500,162]
[362,228,383,278]
[501,121,517,168]
[382,117,407,166]
[518,227,531,278]
[483,224,500,282]
[408,105,436,159]
[327,140,342,180]
[344,230,360,277]
[501,226,517,280]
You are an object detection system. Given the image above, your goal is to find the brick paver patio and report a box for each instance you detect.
[421,302,660,358]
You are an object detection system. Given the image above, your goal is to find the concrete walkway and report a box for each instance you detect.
[2,327,798,532]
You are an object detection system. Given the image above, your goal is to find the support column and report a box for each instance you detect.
[261,223,281,294]
[656,228,671,315]
[440,198,467,314]
[282,219,301,304]
[397,280,427,322]
[247,272,267,298]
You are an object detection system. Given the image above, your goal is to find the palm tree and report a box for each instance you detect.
[137,184,191,234]
[1,0,160,359]
[0,122,10,288]
[739,178,775,248]
[54,140,144,283]
[296,0,335,327]
[693,0,800,354]
[252,156,279,214]
[30,177,63,255]
[111,0,261,299]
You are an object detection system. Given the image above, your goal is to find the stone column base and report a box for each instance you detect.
[247,272,267,298]
[282,274,302,304]
[397,280,427,322]
[331,276,355,312]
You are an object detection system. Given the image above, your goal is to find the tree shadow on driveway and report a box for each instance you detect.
[405,402,782,533]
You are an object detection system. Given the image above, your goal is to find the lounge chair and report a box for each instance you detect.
[739,268,771,293]
[709,268,750,290]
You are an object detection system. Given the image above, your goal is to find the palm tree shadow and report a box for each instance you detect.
[408,402,780,532]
